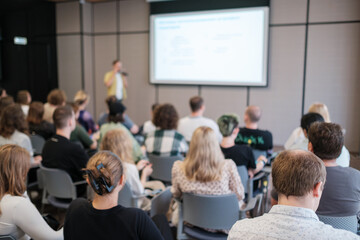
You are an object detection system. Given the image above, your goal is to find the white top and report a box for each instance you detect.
[21,105,29,116]
[177,116,222,142]
[115,73,123,100]
[228,205,359,240]
[0,194,63,240]
[0,130,34,162]
[288,138,350,167]
[143,120,156,135]
[124,162,144,196]
[284,127,305,150]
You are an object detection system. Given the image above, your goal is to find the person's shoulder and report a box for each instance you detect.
[224,158,237,169]
[172,160,184,170]
[174,130,186,140]
[69,198,89,211]
[228,218,260,236]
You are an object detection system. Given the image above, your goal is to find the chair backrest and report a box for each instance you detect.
[318,215,358,234]
[0,236,15,240]
[182,193,239,230]
[40,165,77,199]
[237,166,249,194]
[252,149,267,160]
[148,154,184,182]
[150,187,172,217]
[30,134,46,155]
[118,183,137,208]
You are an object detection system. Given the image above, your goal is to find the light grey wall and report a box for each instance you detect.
[56,0,360,152]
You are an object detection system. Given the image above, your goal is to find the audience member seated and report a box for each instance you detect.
[145,103,188,157]
[64,151,164,240]
[74,90,98,134]
[288,112,324,150]
[218,114,267,178]
[98,95,139,134]
[285,103,350,167]
[0,104,41,166]
[43,89,67,123]
[0,144,63,240]
[142,103,159,136]
[171,127,244,231]
[0,87,7,98]
[228,150,359,240]
[16,90,31,116]
[70,103,98,151]
[308,122,360,219]
[0,96,14,117]
[234,105,273,155]
[27,101,55,140]
[42,105,88,197]
[178,96,222,142]
[99,100,144,162]
[100,129,165,210]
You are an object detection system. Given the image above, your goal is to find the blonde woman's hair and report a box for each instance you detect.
[0,145,31,214]
[183,126,225,182]
[308,103,331,123]
[84,151,124,196]
[74,90,89,106]
[100,129,134,164]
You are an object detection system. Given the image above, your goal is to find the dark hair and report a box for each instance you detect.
[108,101,126,123]
[189,96,204,112]
[217,114,239,137]
[0,96,14,116]
[152,103,179,130]
[308,122,344,160]
[53,105,73,129]
[112,60,120,66]
[27,101,44,125]
[0,104,28,138]
[272,150,326,197]
[47,89,67,106]
[151,103,160,111]
[16,90,30,105]
[300,112,324,132]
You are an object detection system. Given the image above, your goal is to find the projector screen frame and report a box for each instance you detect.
[149,6,270,87]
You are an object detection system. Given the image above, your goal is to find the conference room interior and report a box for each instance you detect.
[0,0,359,238]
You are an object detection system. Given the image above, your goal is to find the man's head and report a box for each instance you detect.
[189,96,204,113]
[244,105,261,124]
[112,60,122,72]
[308,122,344,160]
[272,150,326,210]
[53,105,76,131]
[47,89,67,106]
[300,112,324,136]
[217,114,240,137]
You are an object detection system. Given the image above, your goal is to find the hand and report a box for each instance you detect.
[34,156,42,164]
[258,155,268,164]
[91,131,100,141]
[248,169,254,179]
[142,164,153,177]
[136,160,149,171]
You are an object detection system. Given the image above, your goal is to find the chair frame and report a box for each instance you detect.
[147,154,184,183]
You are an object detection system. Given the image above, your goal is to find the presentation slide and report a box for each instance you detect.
[150,7,269,86]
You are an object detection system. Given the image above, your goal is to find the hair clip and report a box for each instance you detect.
[96,163,115,193]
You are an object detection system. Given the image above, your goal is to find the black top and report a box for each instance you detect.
[29,121,55,140]
[235,127,273,151]
[221,145,256,169]
[64,198,164,240]
[42,134,88,182]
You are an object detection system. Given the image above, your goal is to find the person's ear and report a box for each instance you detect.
[313,181,323,198]
[118,175,125,186]
[308,141,314,153]
[233,127,239,135]
[303,129,308,138]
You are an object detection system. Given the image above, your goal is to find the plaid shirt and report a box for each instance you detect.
[145,129,188,156]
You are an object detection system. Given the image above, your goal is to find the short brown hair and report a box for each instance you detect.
[189,96,203,112]
[47,89,67,106]
[272,150,326,197]
[0,144,31,213]
[112,59,120,66]
[245,105,261,123]
[0,104,28,138]
[27,101,44,125]
[308,122,344,160]
[84,151,124,196]
[0,96,14,116]
[152,103,178,130]
[53,105,74,129]
[16,90,30,105]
